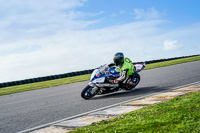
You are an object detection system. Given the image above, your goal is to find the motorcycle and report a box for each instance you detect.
[81,63,146,99]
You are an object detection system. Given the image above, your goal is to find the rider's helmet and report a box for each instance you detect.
[113,52,124,66]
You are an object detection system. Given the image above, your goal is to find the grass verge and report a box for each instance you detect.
[0,55,200,96]
[0,74,91,96]
[70,91,200,133]
[144,55,200,70]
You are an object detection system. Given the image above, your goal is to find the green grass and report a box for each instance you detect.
[0,55,200,96]
[70,91,200,133]
[0,74,91,96]
[144,55,200,70]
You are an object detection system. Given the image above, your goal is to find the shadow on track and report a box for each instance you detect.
[90,86,164,100]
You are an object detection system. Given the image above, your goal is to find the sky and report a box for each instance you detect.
[0,0,200,83]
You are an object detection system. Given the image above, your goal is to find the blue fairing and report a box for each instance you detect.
[90,65,120,84]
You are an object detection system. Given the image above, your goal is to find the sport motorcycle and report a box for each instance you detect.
[81,63,146,99]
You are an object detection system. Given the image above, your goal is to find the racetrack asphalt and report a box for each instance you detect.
[0,61,200,133]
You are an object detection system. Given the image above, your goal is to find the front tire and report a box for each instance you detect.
[81,85,98,100]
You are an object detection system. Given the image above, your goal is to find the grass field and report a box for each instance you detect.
[70,91,200,133]
[0,55,200,96]
[144,55,200,70]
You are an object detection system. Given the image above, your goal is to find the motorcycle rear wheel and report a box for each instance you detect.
[81,85,99,100]
[132,73,140,88]
[125,73,140,90]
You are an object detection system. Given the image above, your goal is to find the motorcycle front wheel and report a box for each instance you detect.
[81,85,99,100]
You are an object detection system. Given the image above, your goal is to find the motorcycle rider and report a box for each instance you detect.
[110,52,135,89]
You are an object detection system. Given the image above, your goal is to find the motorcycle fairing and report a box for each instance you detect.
[90,64,120,84]
[133,63,146,72]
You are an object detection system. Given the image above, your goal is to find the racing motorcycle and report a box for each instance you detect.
[81,63,146,99]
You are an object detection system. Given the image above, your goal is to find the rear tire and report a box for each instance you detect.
[81,85,98,100]
[124,73,140,90]
[132,73,140,88]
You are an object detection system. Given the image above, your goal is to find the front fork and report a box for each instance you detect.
[88,82,99,94]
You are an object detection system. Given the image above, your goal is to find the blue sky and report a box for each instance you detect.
[78,0,200,28]
[0,0,200,82]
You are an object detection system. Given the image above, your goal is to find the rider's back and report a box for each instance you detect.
[121,57,134,76]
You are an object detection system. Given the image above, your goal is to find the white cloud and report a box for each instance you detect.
[120,10,126,14]
[0,2,200,83]
[163,40,182,51]
[134,7,164,20]
[1,19,200,82]
[0,19,167,82]
[66,10,105,19]
[0,0,94,36]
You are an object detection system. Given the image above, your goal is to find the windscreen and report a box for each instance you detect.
[99,65,109,75]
